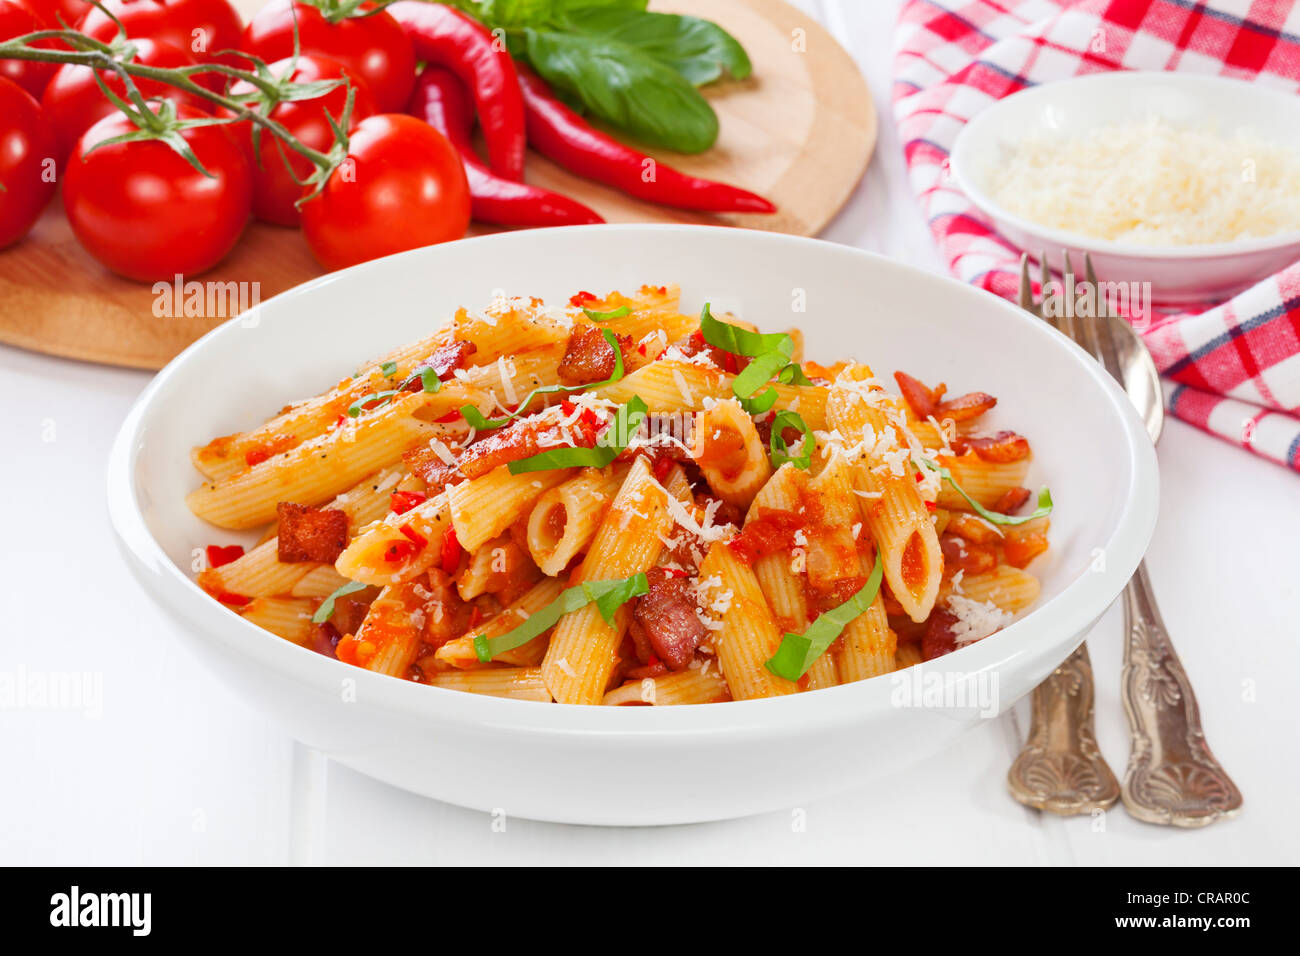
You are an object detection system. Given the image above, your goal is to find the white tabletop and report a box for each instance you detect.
[4,0,1297,866]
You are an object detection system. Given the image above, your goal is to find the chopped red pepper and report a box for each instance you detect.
[435,408,464,423]
[214,590,251,607]
[390,490,428,515]
[383,540,418,563]
[440,526,462,575]
[206,544,245,568]
[560,399,577,416]
[399,522,429,549]
[569,291,598,307]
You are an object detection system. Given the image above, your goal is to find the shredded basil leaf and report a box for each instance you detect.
[473,573,650,662]
[699,302,790,357]
[778,363,815,386]
[506,395,647,474]
[738,388,778,415]
[583,305,631,322]
[917,457,1053,526]
[462,327,627,431]
[381,361,398,377]
[769,409,814,470]
[311,580,368,624]
[765,552,883,681]
[347,390,400,417]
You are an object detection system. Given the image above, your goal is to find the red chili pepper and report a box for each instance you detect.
[440,526,462,575]
[435,408,464,423]
[390,490,428,515]
[516,65,776,214]
[383,540,418,563]
[389,1,526,180]
[399,522,429,549]
[408,65,603,227]
[206,544,245,568]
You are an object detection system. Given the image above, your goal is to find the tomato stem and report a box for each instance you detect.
[0,29,337,171]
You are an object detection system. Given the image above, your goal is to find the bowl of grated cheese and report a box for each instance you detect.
[950,71,1300,304]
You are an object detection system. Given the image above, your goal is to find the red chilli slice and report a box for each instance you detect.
[390,490,428,515]
[440,526,462,575]
[206,544,245,568]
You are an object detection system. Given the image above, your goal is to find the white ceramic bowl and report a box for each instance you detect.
[950,72,1300,304]
[108,225,1158,825]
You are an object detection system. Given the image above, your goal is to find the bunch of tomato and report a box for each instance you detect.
[0,0,470,278]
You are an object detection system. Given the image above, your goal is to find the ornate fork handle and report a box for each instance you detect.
[1120,563,1243,827]
[1008,643,1119,814]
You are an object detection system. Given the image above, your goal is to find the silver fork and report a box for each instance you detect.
[1007,251,1243,827]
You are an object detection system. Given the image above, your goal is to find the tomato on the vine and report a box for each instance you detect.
[63,104,251,280]
[241,1,415,113]
[77,0,245,67]
[0,76,57,248]
[0,0,56,99]
[225,55,375,226]
[300,113,469,271]
[41,37,214,161]
[15,0,89,29]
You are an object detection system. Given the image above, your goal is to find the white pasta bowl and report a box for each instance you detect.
[108,225,1157,825]
[950,72,1300,304]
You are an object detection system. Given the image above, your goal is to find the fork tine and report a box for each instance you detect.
[1017,254,1038,314]
[1065,250,1104,363]
[1085,253,1126,379]
[1085,253,1107,318]
[1035,249,1065,332]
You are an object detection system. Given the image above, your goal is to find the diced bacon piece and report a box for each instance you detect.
[309,621,342,659]
[630,567,707,671]
[993,486,1032,515]
[922,609,959,661]
[402,446,465,493]
[937,391,997,422]
[557,324,635,385]
[276,502,349,563]
[400,340,478,390]
[458,417,596,480]
[960,430,1030,462]
[422,569,473,647]
[894,371,944,419]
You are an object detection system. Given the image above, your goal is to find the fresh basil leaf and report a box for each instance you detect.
[380,361,398,377]
[583,305,631,321]
[738,388,778,415]
[346,389,400,417]
[778,363,815,386]
[917,457,1053,526]
[523,27,719,153]
[699,302,790,357]
[769,409,813,470]
[765,552,883,681]
[473,572,650,662]
[731,346,792,400]
[506,395,646,475]
[566,9,751,86]
[312,580,368,624]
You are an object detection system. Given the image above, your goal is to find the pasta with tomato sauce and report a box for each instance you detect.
[187,285,1052,705]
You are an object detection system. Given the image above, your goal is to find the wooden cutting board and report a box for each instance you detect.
[0,0,875,370]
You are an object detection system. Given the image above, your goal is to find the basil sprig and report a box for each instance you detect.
[917,457,1053,526]
[765,553,884,681]
[507,395,648,474]
[347,365,441,417]
[697,303,811,416]
[473,572,650,662]
[769,409,814,470]
[311,580,369,624]
[461,327,628,431]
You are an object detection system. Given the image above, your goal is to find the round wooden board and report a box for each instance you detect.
[0,0,875,370]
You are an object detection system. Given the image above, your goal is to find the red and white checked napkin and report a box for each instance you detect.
[893,0,1300,472]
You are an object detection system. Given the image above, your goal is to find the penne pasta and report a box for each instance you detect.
[525,466,627,576]
[693,398,772,509]
[240,597,317,646]
[448,465,571,553]
[429,667,553,702]
[602,666,731,705]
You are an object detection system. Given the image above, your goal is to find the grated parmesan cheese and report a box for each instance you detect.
[946,595,1011,645]
[988,117,1300,245]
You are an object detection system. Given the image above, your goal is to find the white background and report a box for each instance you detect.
[2,0,1297,865]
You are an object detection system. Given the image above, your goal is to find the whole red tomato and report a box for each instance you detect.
[0,76,58,248]
[63,105,251,280]
[241,1,415,113]
[15,0,89,28]
[300,114,469,271]
[0,0,56,99]
[77,0,245,67]
[41,37,215,161]
[225,55,375,226]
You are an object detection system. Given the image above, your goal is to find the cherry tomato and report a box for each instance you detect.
[41,37,214,161]
[15,0,89,28]
[0,0,56,99]
[0,76,57,248]
[63,104,251,280]
[224,55,375,226]
[241,1,415,112]
[77,0,245,67]
[300,113,469,271]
